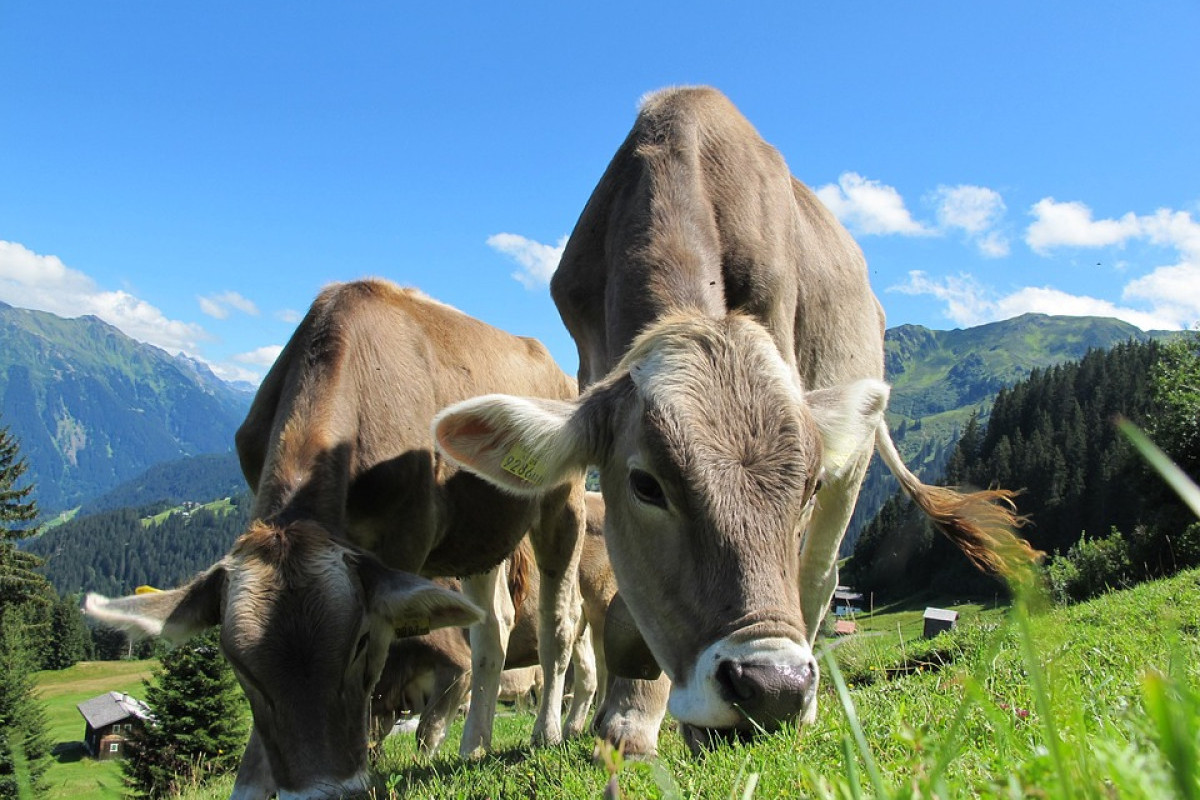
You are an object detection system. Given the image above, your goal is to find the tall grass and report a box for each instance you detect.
[155,569,1200,799]
[165,422,1200,799]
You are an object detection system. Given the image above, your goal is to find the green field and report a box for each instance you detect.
[35,660,156,800]
[137,568,1200,799]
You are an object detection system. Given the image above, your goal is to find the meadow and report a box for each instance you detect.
[141,566,1200,799]
[34,660,155,800]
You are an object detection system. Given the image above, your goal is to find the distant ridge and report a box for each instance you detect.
[0,302,253,512]
[843,313,1175,552]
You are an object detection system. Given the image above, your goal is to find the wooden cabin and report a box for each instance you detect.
[77,691,151,760]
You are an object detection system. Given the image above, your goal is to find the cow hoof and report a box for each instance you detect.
[592,721,658,759]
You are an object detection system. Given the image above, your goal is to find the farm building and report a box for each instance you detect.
[832,586,863,616]
[77,691,151,760]
[922,607,959,639]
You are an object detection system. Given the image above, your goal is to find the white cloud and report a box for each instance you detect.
[931,185,1010,257]
[233,345,284,367]
[1122,263,1200,325]
[891,270,1184,331]
[1018,199,1200,328]
[0,240,209,353]
[275,308,303,324]
[207,361,265,385]
[198,290,259,320]
[487,233,568,289]
[977,230,1010,258]
[933,185,1006,234]
[815,172,935,237]
[1025,199,1142,253]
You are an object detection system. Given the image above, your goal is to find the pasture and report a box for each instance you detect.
[35,659,155,800]
[157,567,1198,799]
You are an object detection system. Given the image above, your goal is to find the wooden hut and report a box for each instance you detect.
[922,607,958,639]
[77,691,151,760]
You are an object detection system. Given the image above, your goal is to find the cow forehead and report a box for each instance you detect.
[623,314,803,400]
[621,316,821,490]
[224,537,360,650]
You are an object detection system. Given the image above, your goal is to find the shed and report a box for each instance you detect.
[77,691,151,760]
[832,586,863,616]
[922,607,958,639]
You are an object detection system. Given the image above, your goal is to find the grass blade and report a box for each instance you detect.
[1116,417,1200,518]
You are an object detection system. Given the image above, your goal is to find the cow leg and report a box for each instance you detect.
[416,665,472,756]
[528,482,586,746]
[564,621,598,737]
[230,728,276,800]
[795,448,872,720]
[592,674,670,757]
[459,564,514,757]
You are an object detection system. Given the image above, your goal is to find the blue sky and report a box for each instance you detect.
[3,2,1198,384]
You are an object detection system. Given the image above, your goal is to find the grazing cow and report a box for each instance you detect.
[434,87,1034,754]
[86,279,586,799]
[372,495,612,753]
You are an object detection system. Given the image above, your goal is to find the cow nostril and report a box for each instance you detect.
[716,658,815,724]
[715,659,757,703]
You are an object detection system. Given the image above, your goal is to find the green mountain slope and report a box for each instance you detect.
[0,302,252,512]
[844,313,1172,553]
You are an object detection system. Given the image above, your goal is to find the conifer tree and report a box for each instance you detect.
[0,424,44,610]
[123,629,248,798]
[0,607,51,799]
[0,423,50,799]
[42,594,93,670]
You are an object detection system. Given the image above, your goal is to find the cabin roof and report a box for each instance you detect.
[923,607,959,623]
[77,691,151,729]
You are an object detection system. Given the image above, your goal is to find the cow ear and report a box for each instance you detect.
[433,394,588,495]
[84,565,226,644]
[362,561,483,637]
[807,378,889,479]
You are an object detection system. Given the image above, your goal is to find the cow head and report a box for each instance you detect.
[433,313,886,743]
[84,520,481,800]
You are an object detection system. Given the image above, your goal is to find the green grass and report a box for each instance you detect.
[141,497,235,528]
[154,569,1200,799]
[35,660,156,800]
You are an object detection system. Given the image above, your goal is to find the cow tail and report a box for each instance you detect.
[873,420,1040,579]
[507,540,535,624]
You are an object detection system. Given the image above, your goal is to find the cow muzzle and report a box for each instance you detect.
[667,635,817,744]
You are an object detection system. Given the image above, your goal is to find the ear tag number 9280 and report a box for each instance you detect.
[501,443,547,486]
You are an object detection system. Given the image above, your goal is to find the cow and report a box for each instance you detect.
[433,87,1034,755]
[370,526,607,754]
[85,279,587,799]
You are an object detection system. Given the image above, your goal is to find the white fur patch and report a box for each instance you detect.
[667,636,816,728]
[83,594,166,637]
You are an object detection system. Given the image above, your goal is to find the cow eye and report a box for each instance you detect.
[629,469,667,509]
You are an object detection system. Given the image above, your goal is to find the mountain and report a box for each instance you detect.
[0,302,253,512]
[843,313,1173,553]
[77,451,247,516]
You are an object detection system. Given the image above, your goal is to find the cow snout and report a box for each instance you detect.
[715,656,816,728]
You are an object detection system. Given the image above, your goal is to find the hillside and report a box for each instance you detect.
[844,313,1171,552]
[27,495,252,597]
[77,451,246,516]
[0,302,253,511]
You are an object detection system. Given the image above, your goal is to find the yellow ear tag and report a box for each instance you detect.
[500,443,548,486]
[395,618,431,638]
[135,585,163,594]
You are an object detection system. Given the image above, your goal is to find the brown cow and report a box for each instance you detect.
[86,279,587,798]
[371,524,608,753]
[434,87,1033,754]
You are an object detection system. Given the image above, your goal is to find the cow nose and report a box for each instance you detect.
[715,657,815,728]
